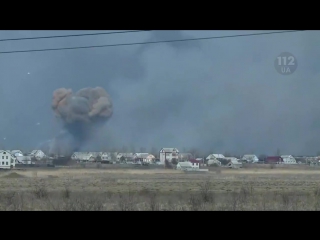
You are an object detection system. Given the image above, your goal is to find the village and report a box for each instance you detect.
[0,147,320,170]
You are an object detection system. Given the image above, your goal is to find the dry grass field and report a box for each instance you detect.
[1,165,320,210]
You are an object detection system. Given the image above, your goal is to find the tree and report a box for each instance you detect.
[189,148,199,159]
[120,156,125,163]
[276,148,281,156]
[171,158,178,165]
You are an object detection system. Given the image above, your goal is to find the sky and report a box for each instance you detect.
[0,30,319,156]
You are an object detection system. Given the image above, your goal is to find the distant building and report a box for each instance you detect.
[29,150,46,161]
[265,156,283,164]
[241,154,259,163]
[281,155,297,164]
[100,152,112,163]
[117,153,134,162]
[207,159,221,166]
[178,153,194,162]
[189,159,200,169]
[176,162,193,170]
[71,152,93,162]
[16,156,32,165]
[133,153,155,163]
[11,150,23,157]
[227,159,242,168]
[206,154,226,162]
[159,148,179,164]
[0,150,15,169]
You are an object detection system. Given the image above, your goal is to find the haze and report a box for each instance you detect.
[0,30,319,156]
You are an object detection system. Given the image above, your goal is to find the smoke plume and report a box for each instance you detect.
[46,87,113,156]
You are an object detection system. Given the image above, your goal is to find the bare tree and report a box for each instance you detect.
[189,148,199,159]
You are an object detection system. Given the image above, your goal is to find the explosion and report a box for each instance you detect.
[46,87,113,156]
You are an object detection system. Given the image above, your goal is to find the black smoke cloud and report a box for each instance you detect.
[43,87,113,156]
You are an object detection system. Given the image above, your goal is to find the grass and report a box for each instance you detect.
[0,167,320,210]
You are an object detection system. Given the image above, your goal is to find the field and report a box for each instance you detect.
[1,165,320,210]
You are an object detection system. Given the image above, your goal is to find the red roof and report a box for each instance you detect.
[266,156,283,162]
[189,159,201,163]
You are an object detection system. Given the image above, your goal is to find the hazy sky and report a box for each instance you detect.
[0,30,319,156]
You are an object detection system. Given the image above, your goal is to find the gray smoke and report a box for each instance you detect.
[44,87,113,156]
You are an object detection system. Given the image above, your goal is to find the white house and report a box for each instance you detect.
[100,152,111,162]
[0,150,15,169]
[178,153,194,162]
[227,159,242,168]
[11,150,23,157]
[281,155,297,164]
[100,152,117,163]
[189,159,200,169]
[16,156,32,165]
[176,162,193,170]
[225,157,240,161]
[241,154,259,163]
[30,150,46,161]
[159,148,179,164]
[133,153,155,163]
[71,152,93,162]
[206,154,225,161]
[117,153,134,162]
[207,159,222,166]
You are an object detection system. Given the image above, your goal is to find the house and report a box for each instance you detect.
[196,158,205,166]
[159,148,179,164]
[178,153,194,162]
[133,153,155,163]
[117,153,134,162]
[0,150,15,169]
[241,154,259,163]
[16,156,32,165]
[206,154,226,161]
[281,155,297,164]
[29,150,46,161]
[189,159,200,169]
[100,152,112,163]
[176,162,193,170]
[265,156,283,164]
[227,159,242,168]
[86,152,102,162]
[11,150,23,157]
[71,152,93,162]
[207,159,221,166]
[225,157,240,161]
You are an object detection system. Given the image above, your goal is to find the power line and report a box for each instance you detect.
[0,30,306,55]
[0,30,151,42]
